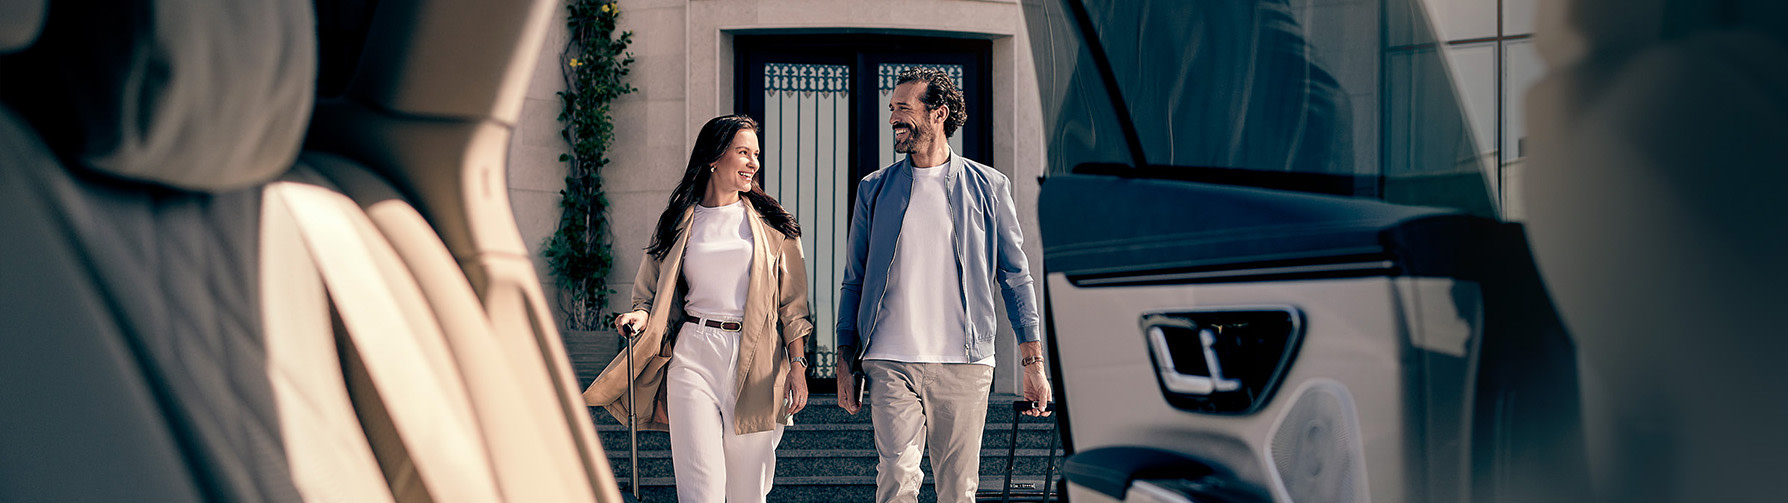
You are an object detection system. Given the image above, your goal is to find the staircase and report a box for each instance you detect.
[588,395,1062,502]
[564,329,1063,502]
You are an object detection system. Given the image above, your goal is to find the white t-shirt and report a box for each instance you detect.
[681,200,753,318]
[864,161,992,366]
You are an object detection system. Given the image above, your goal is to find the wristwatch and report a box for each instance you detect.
[789,356,809,368]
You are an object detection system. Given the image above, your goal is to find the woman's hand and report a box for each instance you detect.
[614,310,648,335]
[785,359,809,416]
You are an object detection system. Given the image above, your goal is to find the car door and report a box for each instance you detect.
[1020,1,1587,502]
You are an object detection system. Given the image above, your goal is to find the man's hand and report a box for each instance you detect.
[835,346,861,415]
[1021,366,1052,417]
[1019,341,1052,417]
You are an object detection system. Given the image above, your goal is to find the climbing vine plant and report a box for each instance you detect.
[545,0,635,331]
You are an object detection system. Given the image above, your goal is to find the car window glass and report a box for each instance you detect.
[1024,0,1499,219]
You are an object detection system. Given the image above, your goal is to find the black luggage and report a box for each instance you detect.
[976,400,1060,502]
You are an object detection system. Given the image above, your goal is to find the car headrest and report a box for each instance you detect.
[1539,0,1788,68]
[0,0,315,191]
[0,0,47,53]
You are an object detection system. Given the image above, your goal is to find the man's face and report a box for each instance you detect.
[889,81,944,154]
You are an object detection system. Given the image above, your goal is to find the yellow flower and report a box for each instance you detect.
[569,58,582,67]
[601,4,612,14]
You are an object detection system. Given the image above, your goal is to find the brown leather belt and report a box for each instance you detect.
[687,316,742,332]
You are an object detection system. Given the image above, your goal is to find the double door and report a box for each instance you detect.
[735,35,990,381]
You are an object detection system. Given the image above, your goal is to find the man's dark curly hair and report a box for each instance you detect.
[896,67,966,138]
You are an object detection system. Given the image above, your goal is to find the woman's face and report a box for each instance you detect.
[708,129,761,196]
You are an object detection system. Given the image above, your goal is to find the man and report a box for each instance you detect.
[834,67,1052,503]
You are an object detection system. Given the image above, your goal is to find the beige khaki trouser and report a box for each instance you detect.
[862,360,995,503]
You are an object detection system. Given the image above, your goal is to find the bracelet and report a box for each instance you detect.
[789,356,809,368]
[1021,355,1045,367]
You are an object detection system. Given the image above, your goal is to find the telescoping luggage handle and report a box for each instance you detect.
[620,322,642,501]
[1001,400,1059,503]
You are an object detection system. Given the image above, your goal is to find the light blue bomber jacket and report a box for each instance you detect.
[835,152,1041,368]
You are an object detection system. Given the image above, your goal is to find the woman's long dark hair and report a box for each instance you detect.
[646,115,801,260]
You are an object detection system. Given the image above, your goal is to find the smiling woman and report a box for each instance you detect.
[582,115,814,503]
[703,129,763,204]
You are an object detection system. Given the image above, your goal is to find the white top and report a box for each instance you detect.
[681,200,753,318]
[865,161,992,366]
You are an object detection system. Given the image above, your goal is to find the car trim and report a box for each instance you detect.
[1072,259,1395,287]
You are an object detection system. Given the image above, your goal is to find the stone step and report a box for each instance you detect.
[588,395,1060,426]
[626,476,1059,503]
[585,390,1064,502]
[626,474,1055,487]
[600,448,1065,480]
[595,423,1060,451]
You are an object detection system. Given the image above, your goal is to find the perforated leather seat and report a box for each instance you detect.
[0,0,618,501]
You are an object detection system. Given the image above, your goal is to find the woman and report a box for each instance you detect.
[582,115,812,503]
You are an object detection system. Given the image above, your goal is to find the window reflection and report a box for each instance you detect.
[1023,0,1542,221]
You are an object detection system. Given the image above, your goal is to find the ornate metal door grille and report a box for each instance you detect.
[736,35,992,381]
[762,62,851,377]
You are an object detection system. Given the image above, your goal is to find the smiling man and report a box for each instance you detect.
[834,67,1051,503]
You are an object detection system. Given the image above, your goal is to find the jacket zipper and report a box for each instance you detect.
[858,164,908,364]
[948,169,973,359]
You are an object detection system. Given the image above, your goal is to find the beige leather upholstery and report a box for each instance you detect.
[305,0,621,496]
[2,0,313,190]
[260,165,397,503]
[0,0,618,501]
[291,153,599,502]
[269,165,506,502]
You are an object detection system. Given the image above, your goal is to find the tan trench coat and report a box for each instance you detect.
[581,198,814,434]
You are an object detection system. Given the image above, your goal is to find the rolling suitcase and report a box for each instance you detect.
[977,400,1060,502]
[620,323,643,503]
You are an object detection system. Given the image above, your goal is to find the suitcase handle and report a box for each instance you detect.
[999,401,1061,502]
[621,323,641,500]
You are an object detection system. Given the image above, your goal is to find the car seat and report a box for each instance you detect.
[0,0,622,501]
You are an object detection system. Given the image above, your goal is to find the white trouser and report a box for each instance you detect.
[666,316,784,503]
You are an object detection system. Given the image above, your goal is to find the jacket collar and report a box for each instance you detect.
[739,196,773,270]
[899,149,963,181]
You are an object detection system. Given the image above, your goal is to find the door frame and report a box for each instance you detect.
[734,34,994,388]
[735,34,994,204]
